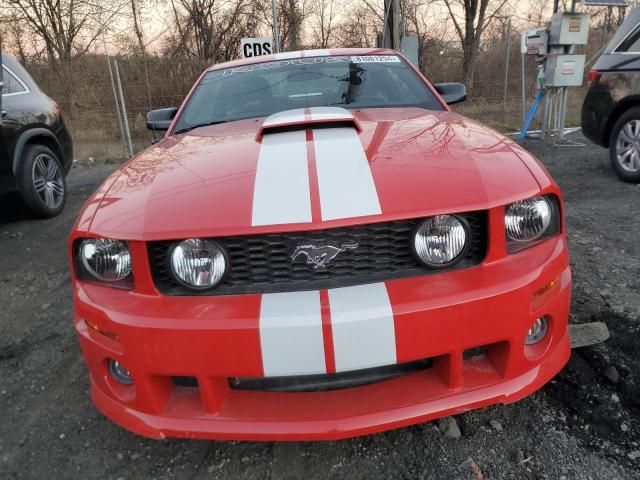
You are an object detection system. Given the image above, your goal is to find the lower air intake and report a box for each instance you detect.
[229,358,433,392]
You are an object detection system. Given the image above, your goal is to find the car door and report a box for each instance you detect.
[0,58,10,182]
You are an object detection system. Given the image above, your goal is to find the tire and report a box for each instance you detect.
[609,107,640,183]
[15,144,67,218]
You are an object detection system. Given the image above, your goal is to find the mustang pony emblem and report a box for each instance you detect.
[291,243,359,269]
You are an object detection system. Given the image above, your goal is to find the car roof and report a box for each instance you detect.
[206,48,401,72]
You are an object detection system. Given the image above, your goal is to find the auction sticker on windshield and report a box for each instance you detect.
[350,55,401,63]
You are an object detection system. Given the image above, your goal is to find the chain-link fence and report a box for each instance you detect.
[24,26,612,161]
[27,56,209,160]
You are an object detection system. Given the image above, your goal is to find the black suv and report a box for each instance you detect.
[1,53,73,216]
[582,7,640,183]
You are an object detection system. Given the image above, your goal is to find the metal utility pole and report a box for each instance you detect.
[271,0,280,53]
[521,50,526,125]
[113,60,134,158]
[502,17,512,118]
[383,0,401,49]
[97,6,128,159]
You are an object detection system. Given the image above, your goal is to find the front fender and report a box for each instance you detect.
[12,127,65,175]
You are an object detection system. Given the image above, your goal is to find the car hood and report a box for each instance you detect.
[83,108,545,240]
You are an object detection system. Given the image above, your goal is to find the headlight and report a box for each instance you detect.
[505,196,551,242]
[505,195,560,252]
[79,239,132,282]
[170,239,227,289]
[414,215,468,266]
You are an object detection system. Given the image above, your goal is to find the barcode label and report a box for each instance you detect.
[350,55,401,63]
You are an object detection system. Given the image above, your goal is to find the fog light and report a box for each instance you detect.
[413,215,468,266]
[108,359,133,384]
[525,317,548,345]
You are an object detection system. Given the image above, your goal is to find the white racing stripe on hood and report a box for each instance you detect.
[313,127,382,221]
[252,130,312,226]
[262,107,354,128]
[260,291,326,376]
[262,108,306,127]
[308,106,354,122]
[328,283,397,372]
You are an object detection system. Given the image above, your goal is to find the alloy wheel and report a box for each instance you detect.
[32,153,65,209]
[615,120,640,173]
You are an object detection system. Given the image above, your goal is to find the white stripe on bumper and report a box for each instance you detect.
[328,283,397,372]
[259,291,326,376]
[313,127,382,221]
[252,130,312,226]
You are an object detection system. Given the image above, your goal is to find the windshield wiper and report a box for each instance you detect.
[174,120,227,135]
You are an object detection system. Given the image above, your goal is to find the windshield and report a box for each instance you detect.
[173,55,443,132]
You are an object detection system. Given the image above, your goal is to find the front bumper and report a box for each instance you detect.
[74,236,571,441]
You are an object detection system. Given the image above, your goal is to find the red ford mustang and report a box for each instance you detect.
[70,48,571,440]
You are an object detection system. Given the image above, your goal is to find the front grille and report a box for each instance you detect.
[148,212,487,295]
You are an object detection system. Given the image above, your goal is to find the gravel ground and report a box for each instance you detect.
[0,132,639,480]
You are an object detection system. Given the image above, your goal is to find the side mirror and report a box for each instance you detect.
[146,107,178,131]
[434,83,467,105]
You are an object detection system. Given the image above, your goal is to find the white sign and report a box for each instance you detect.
[241,38,273,58]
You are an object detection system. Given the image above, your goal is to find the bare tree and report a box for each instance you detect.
[403,0,440,67]
[130,0,146,55]
[442,0,510,86]
[0,10,30,62]
[523,0,549,27]
[335,4,378,47]
[166,0,261,61]
[282,0,303,50]
[310,0,339,48]
[4,0,119,64]
[251,0,317,52]
[169,0,218,60]
[360,0,384,22]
